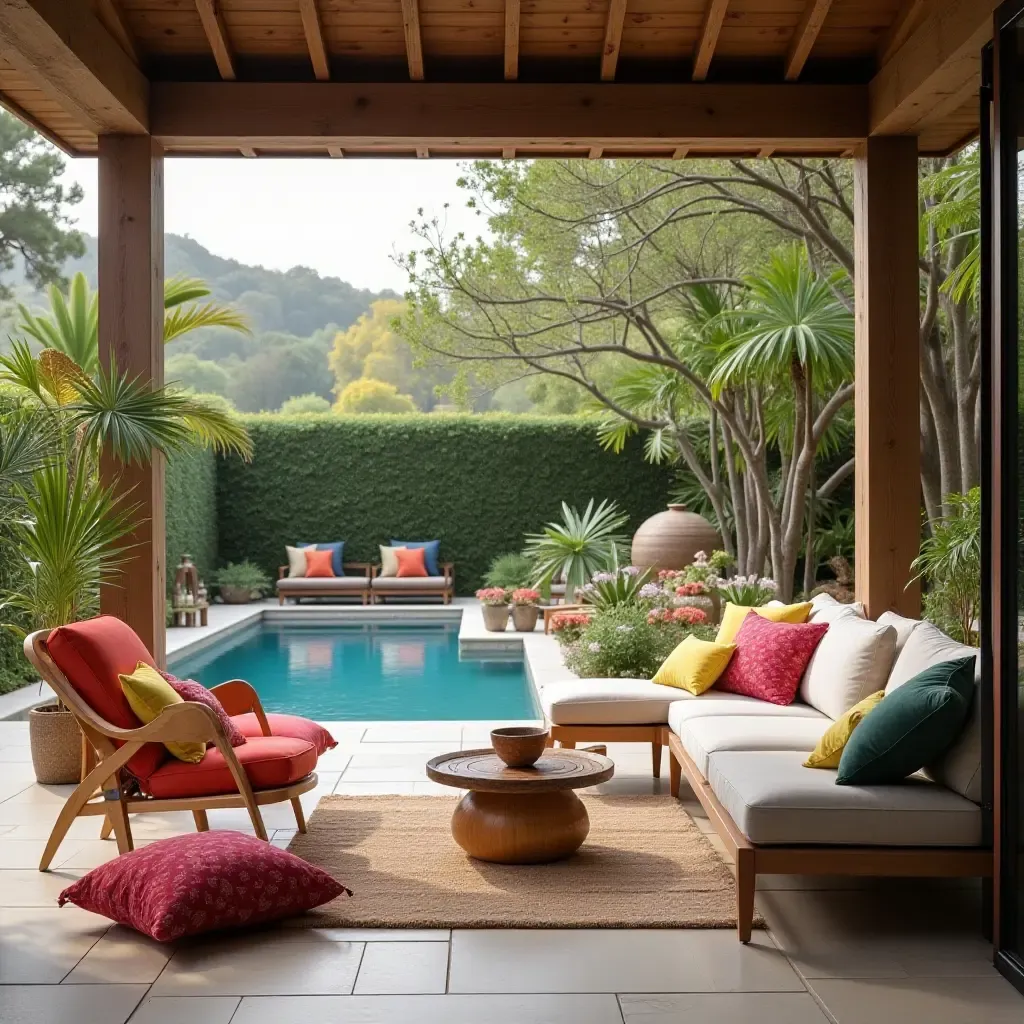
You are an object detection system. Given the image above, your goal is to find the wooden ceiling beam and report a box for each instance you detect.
[195,0,236,80]
[869,0,996,136]
[94,0,139,65]
[877,0,929,67]
[693,0,730,82]
[504,0,520,81]
[151,82,868,151]
[298,0,330,81]
[401,0,425,82]
[601,0,628,82]
[0,1,147,134]
[785,0,834,81]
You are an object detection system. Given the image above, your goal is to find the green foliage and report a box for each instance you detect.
[212,561,271,597]
[213,415,672,593]
[561,604,715,679]
[279,393,331,415]
[579,565,655,610]
[166,448,218,585]
[483,552,534,590]
[336,378,417,414]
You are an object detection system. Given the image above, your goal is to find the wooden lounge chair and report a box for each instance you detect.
[25,615,322,872]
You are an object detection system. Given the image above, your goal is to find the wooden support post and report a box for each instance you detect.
[853,135,920,619]
[98,135,166,664]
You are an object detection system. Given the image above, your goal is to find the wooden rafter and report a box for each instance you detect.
[239,146,256,157]
[693,0,729,81]
[784,0,833,81]
[504,0,520,81]
[94,0,139,65]
[502,147,515,159]
[601,0,628,82]
[298,0,330,81]
[401,0,425,81]
[327,145,344,157]
[589,147,604,159]
[877,0,929,65]
[195,0,236,80]
[416,144,429,158]
[672,146,689,159]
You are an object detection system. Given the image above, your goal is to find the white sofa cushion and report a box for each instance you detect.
[277,576,367,591]
[876,610,923,657]
[807,592,866,623]
[706,750,983,847]
[668,692,825,734]
[541,679,686,726]
[798,615,897,720]
[676,715,831,777]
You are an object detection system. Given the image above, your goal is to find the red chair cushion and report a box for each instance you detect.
[46,615,166,782]
[231,713,337,755]
[58,831,350,942]
[144,735,317,799]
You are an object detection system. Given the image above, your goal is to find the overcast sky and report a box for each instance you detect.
[58,157,487,294]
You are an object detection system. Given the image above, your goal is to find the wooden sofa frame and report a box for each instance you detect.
[277,561,373,604]
[550,724,664,778]
[24,630,317,872]
[370,562,455,604]
[665,730,993,942]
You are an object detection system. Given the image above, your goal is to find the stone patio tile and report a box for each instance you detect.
[0,984,147,1024]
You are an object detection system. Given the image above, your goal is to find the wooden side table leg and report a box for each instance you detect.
[200,606,208,627]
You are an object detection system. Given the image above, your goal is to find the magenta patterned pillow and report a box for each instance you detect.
[58,831,350,941]
[716,613,829,705]
[161,672,246,747]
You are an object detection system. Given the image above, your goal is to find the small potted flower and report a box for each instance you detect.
[476,587,510,632]
[510,588,541,632]
[549,610,591,643]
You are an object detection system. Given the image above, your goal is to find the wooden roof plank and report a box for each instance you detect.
[299,0,331,81]
[785,0,835,81]
[94,0,139,65]
[195,0,236,80]
[693,0,730,82]
[877,0,930,66]
[401,0,425,81]
[601,0,628,82]
[505,0,520,81]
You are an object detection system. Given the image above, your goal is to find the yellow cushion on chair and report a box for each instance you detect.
[715,601,813,644]
[119,662,205,764]
[652,635,736,695]
[804,690,886,769]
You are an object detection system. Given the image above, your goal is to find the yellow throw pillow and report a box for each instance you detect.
[804,690,886,769]
[653,635,737,695]
[119,662,206,764]
[715,601,813,644]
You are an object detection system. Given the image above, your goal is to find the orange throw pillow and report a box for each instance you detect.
[304,548,336,578]
[395,546,428,577]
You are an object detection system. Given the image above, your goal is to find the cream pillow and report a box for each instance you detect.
[286,544,313,578]
[379,545,404,578]
[799,615,897,720]
[807,592,866,625]
[876,609,923,658]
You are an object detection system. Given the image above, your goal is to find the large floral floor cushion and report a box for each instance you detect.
[232,713,337,755]
[145,735,317,799]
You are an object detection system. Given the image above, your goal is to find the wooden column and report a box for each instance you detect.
[98,135,166,664]
[853,135,921,618]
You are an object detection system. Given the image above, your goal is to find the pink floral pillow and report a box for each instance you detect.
[58,831,350,942]
[716,612,829,706]
[161,672,246,747]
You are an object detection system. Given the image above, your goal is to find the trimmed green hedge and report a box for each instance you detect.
[166,448,218,587]
[215,415,673,593]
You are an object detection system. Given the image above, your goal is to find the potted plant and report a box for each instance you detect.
[510,588,541,632]
[213,561,271,604]
[476,587,510,632]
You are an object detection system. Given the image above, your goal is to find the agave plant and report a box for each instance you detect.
[578,564,655,611]
[524,499,629,598]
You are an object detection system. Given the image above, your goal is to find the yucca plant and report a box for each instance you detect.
[524,499,629,598]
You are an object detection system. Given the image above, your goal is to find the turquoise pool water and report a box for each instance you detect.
[168,623,538,721]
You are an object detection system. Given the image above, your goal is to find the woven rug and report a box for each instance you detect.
[287,794,762,929]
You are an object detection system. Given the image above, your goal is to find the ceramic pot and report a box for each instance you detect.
[512,604,539,632]
[630,504,720,572]
[29,703,81,785]
[481,604,509,632]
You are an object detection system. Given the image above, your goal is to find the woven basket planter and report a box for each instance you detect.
[29,703,82,785]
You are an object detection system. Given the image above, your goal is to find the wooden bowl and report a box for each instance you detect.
[490,726,550,768]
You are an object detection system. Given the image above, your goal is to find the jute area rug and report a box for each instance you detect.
[287,794,761,929]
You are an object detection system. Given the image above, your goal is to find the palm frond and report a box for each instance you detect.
[0,339,50,404]
[163,275,214,309]
[163,301,252,343]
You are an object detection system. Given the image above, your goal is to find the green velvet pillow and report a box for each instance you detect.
[836,656,976,786]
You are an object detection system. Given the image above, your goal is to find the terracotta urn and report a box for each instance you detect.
[630,504,720,571]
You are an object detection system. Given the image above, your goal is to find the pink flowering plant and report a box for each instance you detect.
[647,605,708,626]
[681,549,733,585]
[475,587,509,607]
[550,610,591,642]
[511,588,541,606]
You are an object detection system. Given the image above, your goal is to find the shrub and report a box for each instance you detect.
[562,605,715,679]
[166,447,217,586]
[212,561,272,597]
[483,552,534,590]
[578,565,654,610]
[279,393,331,415]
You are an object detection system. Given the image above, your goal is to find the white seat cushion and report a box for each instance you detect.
[370,576,450,590]
[277,576,367,591]
[668,692,826,735]
[706,750,982,847]
[677,715,831,777]
[541,679,685,726]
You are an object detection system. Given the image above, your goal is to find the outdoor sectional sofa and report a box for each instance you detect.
[369,562,454,604]
[277,563,374,605]
[540,594,992,941]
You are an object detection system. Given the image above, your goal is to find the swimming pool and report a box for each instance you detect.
[168,623,539,721]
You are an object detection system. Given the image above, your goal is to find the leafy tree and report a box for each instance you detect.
[279,393,331,415]
[228,338,331,412]
[166,352,231,395]
[336,378,417,414]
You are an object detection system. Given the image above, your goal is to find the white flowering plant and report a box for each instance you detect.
[578,565,655,610]
[709,573,778,606]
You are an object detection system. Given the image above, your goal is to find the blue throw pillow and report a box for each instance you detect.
[296,541,345,576]
[391,539,440,577]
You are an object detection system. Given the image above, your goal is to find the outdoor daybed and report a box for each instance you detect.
[539,594,992,941]
[276,563,373,604]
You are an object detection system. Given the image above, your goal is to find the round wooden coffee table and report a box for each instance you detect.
[426,748,614,864]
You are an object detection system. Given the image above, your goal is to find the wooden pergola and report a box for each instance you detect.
[0,0,997,660]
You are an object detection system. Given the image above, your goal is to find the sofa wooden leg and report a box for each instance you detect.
[735,847,755,943]
[279,594,284,606]
[652,740,662,778]
[558,739,576,749]
[669,750,681,798]
[192,809,209,832]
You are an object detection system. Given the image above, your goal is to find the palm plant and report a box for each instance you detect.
[524,499,629,597]
[922,151,980,305]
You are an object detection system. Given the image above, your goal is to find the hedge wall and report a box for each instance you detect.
[166,448,218,586]
[215,415,673,593]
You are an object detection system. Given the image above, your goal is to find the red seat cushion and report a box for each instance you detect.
[145,735,317,799]
[46,615,166,782]
[231,713,337,755]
